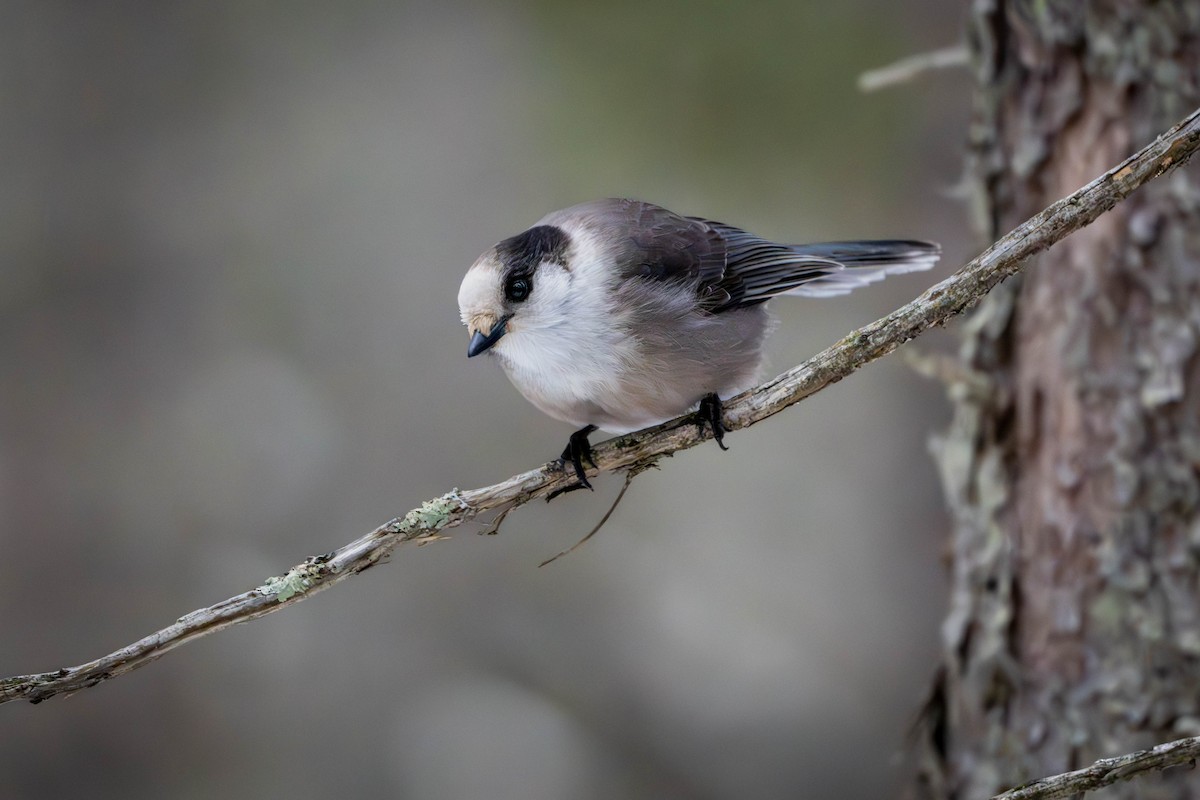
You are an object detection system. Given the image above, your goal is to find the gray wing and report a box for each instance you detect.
[592,200,845,311]
[566,199,939,311]
[617,201,728,290]
[700,220,849,309]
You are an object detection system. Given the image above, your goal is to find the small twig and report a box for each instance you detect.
[903,348,1000,402]
[480,503,514,536]
[993,735,1200,800]
[3,105,1199,706]
[539,470,637,567]
[858,44,970,92]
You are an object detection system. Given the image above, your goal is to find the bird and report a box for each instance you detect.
[458,198,940,496]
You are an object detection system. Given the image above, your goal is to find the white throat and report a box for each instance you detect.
[492,227,634,428]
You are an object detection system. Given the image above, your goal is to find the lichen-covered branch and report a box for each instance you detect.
[3,105,1198,708]
[992,735,1200,800]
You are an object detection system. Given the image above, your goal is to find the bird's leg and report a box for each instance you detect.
[697,393,729,450]
[548,424,598,500]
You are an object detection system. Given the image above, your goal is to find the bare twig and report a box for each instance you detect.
[3,106,1199,707]
[539,468,639,567]
[993,735,1200,800]
[858,44,970,92]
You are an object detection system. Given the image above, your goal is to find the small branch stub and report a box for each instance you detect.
[858,44,970,92]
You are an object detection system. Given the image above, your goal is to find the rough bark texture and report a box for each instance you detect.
[916,2,1200,799]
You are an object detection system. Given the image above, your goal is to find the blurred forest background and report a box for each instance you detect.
[1,2,975,798]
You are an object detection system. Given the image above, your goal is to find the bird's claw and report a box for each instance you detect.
[697,393,729,450]
[548,424,598,501]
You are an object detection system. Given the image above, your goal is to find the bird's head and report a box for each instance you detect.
[457,224,576,358]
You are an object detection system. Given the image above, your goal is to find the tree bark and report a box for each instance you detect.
[915,2,1200,799]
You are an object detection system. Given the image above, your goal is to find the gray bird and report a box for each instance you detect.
[458,198,939,494]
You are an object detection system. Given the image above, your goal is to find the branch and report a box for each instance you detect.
[858,44,970,92]
[4,105,1199,707]
[993,735,1200,800]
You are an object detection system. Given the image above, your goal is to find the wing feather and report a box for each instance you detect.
[559,200,940,312]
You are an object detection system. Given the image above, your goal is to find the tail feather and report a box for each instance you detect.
[783,240,940,298]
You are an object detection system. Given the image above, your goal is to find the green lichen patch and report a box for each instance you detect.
[258,561,328,602]
[401,492,466,535]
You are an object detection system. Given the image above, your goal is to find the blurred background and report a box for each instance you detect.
[0,1,974,797]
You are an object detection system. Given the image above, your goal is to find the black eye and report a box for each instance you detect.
[505,275,532,302]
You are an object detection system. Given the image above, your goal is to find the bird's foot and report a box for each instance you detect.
[548,424,598,501]
[697,393,729,451]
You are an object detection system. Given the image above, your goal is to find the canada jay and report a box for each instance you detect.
[458,198,939,494]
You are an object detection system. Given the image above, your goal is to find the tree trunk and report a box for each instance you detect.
[914,2,1200,798]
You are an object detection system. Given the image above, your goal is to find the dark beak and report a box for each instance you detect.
[467,316,510,357]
